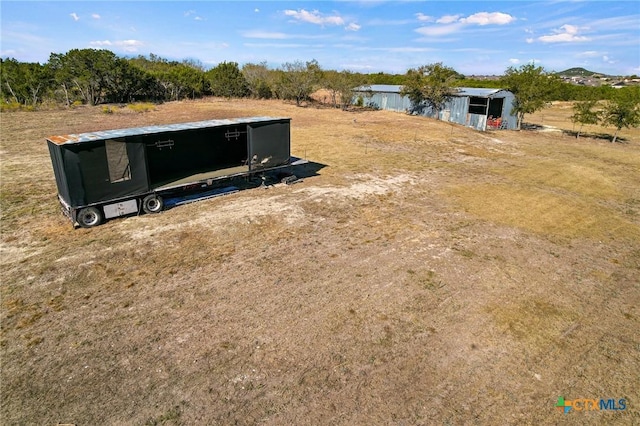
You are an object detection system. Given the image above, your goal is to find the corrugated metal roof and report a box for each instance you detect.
[47,116,290,145]
[354,85,508,98]
[354,84,403,93]
[455,88,505,97]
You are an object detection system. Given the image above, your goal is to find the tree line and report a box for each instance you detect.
[2,48,638,139]
[0,49,367,109]
[2,48,636,110]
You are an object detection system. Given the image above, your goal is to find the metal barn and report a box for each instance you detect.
[354,85,517,131]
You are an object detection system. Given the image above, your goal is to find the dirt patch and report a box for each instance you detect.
[1,99,639,425]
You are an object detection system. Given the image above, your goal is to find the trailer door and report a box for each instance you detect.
[248,121,290,171]
[92,138,148,203]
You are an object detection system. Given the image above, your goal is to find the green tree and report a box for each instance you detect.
[323,70,368,110]
[400,62,459,118]
[167,64,206,99]
[49,49,123,105]
[276,60,322,106]
[0,58,51,106]
[242,62,273,99]
[207,62,248,98]
[106,58,152,103]
[571,99,601,139]
[503,63,560,129]
[365,71,406,85]
[601,88,640,143]
[129,54,205,101]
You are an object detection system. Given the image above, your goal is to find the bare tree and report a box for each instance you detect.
[276,60,322,106]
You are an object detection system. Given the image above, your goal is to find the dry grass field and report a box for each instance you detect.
[1,97,639,425]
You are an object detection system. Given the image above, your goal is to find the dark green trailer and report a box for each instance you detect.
[46,117,293,228]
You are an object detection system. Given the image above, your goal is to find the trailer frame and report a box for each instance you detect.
[46,117,296,228]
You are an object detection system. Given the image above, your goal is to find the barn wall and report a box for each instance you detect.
[358,92,410,112]
[499,92,518,129]
[355,87,518,131]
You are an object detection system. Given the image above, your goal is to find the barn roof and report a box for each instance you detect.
[354,85,510,98]
[47,116,290,145]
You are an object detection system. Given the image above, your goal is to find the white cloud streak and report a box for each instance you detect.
[538,24,589,43]
[577,51,601,58]
[437,15,460,24]
[284,9,360,31]
[285,9,344,26]
[415,13,433,22]
[243,31,289,39]
[461,12,515,26]
[90,39,144,52]
[416,11,516,38]
[70,13,79,21]
[416,23,463,37]
[241,30,329,41]
[346,23,361,31]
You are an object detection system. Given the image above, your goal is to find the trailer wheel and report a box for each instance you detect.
[142,194,164,214]
[77,207,103,228]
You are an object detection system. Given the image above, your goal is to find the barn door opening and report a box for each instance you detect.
[488,98,504,119]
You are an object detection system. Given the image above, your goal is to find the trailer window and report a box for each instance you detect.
[105,139,131,183]
[468,97,489,115]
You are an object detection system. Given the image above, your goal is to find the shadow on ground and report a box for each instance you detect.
[163,160,327,211]
[561,129,628,143]
[522,122,626,143]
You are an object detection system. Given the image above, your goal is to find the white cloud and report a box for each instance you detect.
[70,13,79,21]
[415,23,463,37]
[184,10,204,21]
[243,43,309,49]
[284,9,360,31]
[416,13,433,22]
[526,38,534,44]
[578,51,600,58]
[509,58,520,64]
[90,40,112,46]
[90,39,143,52]
[254,8,260,13]
[346,23,361,32]
[384,47,437,53]
[461,12,515,26]
[368,18,414,26]
[91,14,101,20]
[538,24,589,43]
[416,11,515,39]
[437,15,460,24]
[284,9,344,26]
[342,63,376,71]
[241,30,330,41]
[242,30,289,39]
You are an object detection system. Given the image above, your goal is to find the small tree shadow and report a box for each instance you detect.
[522,122,628,143]
[521,123,545,131]
[561,130,628,143]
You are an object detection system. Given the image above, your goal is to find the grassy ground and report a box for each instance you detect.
[1,98,639,425]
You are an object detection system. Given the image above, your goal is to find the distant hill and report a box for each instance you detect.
[557,67,604,77]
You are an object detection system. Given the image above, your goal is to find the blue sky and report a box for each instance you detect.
[1,1,639,76]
